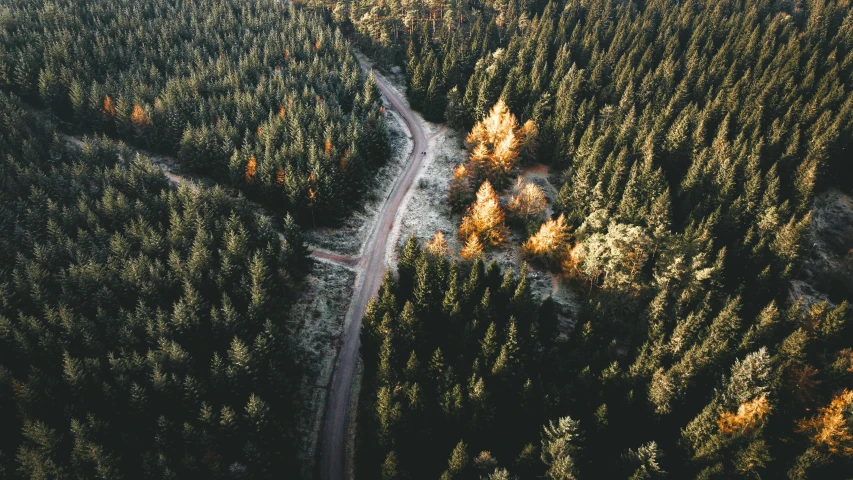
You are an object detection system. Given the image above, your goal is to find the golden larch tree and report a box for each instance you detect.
[426,231,450,257]
[717,394,772,435]
[245,156,257,184]
[797,389,853,456]
[561,243,585,279]
[130,104,149,137]
[465,99,532,187]
[460,234,483,260]
[522,214,571,265]
[131,104,148,126]
[459,180,507,247]
[508,178,547,223]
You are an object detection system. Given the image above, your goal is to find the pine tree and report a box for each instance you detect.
[623,442,666,480]
[440,440,470,480]
[541,417,582,480]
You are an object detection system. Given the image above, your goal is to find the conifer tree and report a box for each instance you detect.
[459,181,507,247]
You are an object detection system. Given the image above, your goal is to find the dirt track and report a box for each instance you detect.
[318,66,428,480]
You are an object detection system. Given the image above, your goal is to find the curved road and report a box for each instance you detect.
[318,67,428,480]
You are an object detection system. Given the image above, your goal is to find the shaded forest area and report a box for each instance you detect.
[0,0,390,224]
[331,0,853,478]
[0,91,312,477]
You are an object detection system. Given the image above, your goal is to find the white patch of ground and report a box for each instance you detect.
[391,127,582,329]
[794,188,853,305]
[289,260,357,477]
[305,109,412,257]
[388,125,465,266]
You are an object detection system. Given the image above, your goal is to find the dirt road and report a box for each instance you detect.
[318,67,428,480]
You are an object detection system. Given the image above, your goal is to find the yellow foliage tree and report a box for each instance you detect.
[426,231,450,257]
[717,394,772,435]
[522,214,571,265]
[465,99,532,187]
[130,104,149,138]
[508,178,547,223]
[460,234,483,260]
[245,156,257,184]
[797,389,853,456]
[561,243,585,278]
[459,181,507,247]
[131,104,148,127]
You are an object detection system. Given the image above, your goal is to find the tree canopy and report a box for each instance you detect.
[0,91,308,477]
[0,0,390,224]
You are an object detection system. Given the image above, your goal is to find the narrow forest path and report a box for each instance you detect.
[318,64,429,480]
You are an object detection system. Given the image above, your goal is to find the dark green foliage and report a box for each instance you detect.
[0,0,390,224]
[358,242,563,478]
[346,1,853,471]
[0,93,305,478]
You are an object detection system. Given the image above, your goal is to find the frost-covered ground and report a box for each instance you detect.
[289,260,356,477]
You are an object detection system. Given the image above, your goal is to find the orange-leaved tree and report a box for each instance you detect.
[245,156,257,184]
[797,389,853,456]
[460,234,483,260]
[102,95,116,117]
[459,180,507,247]
[426,231,450,257]
[717,394,772,435]
[130,104,149,138]
[522,214,571,266]
[465,99,534,188]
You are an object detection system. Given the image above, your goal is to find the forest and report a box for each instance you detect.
[1,0,852,478]
[333,0,853,478]
[0,0,389,224]
[0,90,312,477]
